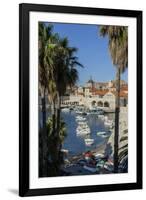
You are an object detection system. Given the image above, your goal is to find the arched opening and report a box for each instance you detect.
[124,98,127,106]
[97,101,103,107]
[104,101,109,107]
[91,101,96,107]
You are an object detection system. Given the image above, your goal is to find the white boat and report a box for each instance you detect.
[75,110,83,114]
[61,149,69,154]
[61,108,70,112]
[97,131,107,136]
[104,120,113,127]
[97,131,110,138]
[104,116,108,121]
[95,153,105,160]
[100,134,109,138]
[76,116,86,121]
[104,162,114,172]
[76,116,83,119]
[84,138,94,146]
[98,115,105,119]
[77,129,91,135]
[78,121,87,125]
[77,127,90,132]
[89,108,104,115]
[77,123,89,128]
[76,124,90,131]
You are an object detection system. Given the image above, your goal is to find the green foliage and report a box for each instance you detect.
[120,136,128,142]
[39,22,82,176]
[99,26,128,72]
[118,129,128,173]
[46,117,67,144]
[46,117,67,176]
[99,26,128,173]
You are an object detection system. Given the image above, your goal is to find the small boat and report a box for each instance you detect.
[76,126,90,132]
[89,108,104,115]
[104,162,114,172]
[95,153,105,160]
[77,130,91,135]
[104,116,108,121]
[104,120,113,127]
[96,160,105,168]
[96,131,109,138]
[78,121,88,125]
[101,134,109,138]
[75,110,83,114]
[84,138,94,146]
[76,124,90,130]
[61,149,69,154]
[98,114,105,119]
[76,124,89,129]
[77,127,90,132]
[97,131,106,136]
[76,116,86,121]
[61,107,70,112]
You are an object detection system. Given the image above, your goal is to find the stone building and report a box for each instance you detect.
[61,78,128,110]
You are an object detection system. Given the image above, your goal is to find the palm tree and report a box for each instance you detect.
[39,22,53,176]
[99,26,128,173]
[46,117,67,176]
[119,129,128,173]
[44,35,83,174]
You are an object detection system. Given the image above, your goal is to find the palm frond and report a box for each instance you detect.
[120,136,128,142]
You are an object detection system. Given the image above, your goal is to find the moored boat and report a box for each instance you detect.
[98,114,105,120]
[76,116,86,121]
[96,131,110,138]
[84,138,94,146]
[96,131,106,136]
[104,120,114,127]
[61,107,70,112]
[76,129,91,135]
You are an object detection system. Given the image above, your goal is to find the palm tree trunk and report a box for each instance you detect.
[52,101,56,136]
[56,95,61,138]
[41,87,48,176]
[114,68,121,173]
[53,93,61,174]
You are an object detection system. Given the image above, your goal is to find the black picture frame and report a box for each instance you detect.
[19,3,143,197]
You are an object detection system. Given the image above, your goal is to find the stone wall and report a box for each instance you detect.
[105,107,128,157]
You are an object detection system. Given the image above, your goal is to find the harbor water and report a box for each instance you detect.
[61,110,112,156]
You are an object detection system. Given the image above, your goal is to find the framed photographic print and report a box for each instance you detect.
[19,3,142,197]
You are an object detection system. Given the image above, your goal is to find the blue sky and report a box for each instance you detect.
[46,23,128,86]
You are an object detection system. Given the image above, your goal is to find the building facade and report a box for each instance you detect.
[61,78,128,110]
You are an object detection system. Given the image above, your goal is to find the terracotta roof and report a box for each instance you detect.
[120,91,128,97]
[111,91,128,98]
[92,90,109,96]
[121,85,128,91]
[76,85,128,98]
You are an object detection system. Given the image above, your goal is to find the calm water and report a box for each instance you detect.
[61,111,111,156]
[39,109,113,157]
